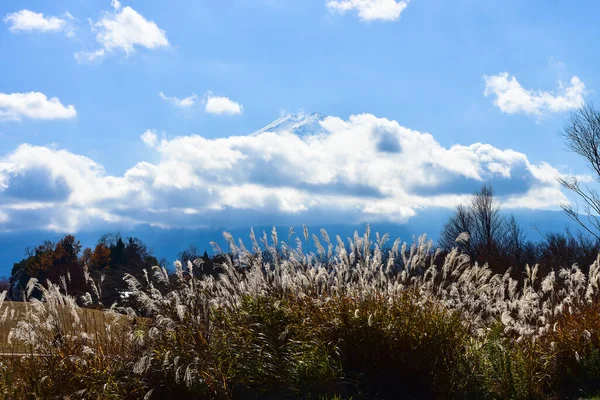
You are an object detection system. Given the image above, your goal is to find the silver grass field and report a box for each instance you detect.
[1,226,600,399]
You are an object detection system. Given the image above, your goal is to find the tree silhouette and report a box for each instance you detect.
[559,103,600,240]
[440,184,509,265]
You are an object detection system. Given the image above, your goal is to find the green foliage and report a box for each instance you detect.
[308,293,479,399]
[217,295,342,398]
[477,324,544,399]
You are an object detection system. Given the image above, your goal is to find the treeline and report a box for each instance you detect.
[4,184,600,307]
[438,184,600,280]
[4,233,225,306]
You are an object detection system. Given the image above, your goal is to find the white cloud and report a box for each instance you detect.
[0,92,76,121]
[326,0,409,22]
[4,9,74,36]
[159,92,198,108]
[74,49,106,63]
[77,5,168,61]
[0,113,572,232]
[94,6,168,54]
[140,130,159,147]
[484,72,586,115]
[204,93,243,115]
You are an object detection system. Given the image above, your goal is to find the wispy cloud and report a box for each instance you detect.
[204,92,243,115]
[159,92,198,108]
[74,49,106,63]
[140,129,159,147]
[0,92,76,122]
[484,72,586,115]
[4,9,75,36]
[326,0,410,22]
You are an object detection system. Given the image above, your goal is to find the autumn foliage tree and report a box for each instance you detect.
[82,233,159,306]
[9,235,86,300]
[9,233,159,305]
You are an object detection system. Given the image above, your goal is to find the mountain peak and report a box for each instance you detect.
[250,112,327,137]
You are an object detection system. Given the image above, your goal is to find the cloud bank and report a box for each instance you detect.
[0,113,570,232]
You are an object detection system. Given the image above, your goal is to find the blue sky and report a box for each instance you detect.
[0,0,599,235]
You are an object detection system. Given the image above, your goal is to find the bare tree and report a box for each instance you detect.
[439,204,474,255]
[178,244,202,265]
[559,103,600,241]
[470,184,506,260]
[0,277,10,293]
[440,184,508,262]
[505,215,527,268]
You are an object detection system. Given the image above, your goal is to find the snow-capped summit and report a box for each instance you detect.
[250,112,327,137]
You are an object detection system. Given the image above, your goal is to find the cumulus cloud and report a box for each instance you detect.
[326,0,409,22]
[159,92,198,108]
[76,3,168,62]
[0,92,76,121]
[484,72,586,115]
[5,10,65,32]
[204,93,243,115]
[4,9,75,36]
[0,113,572,232]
